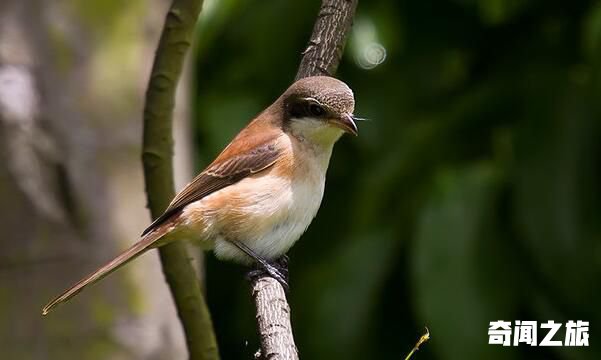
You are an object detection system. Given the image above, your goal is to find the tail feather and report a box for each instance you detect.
[42,228,167,316]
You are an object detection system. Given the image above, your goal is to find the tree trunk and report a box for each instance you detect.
[0,0,191,358]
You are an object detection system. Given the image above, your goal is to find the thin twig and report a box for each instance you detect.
[142,0,219,359]
[251,1,358,359]
[404,327,431,360]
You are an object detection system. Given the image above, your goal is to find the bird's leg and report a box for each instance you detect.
[273,254,289,280]
[247,260,289,292]
[231,240,289,291]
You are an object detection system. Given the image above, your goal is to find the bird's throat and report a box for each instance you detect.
[288,117,344,149]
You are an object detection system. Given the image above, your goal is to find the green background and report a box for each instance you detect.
[193,1,600,359]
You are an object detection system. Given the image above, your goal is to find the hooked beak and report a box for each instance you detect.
[330,114,358,136]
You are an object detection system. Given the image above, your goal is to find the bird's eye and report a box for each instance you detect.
[308,103,325,117]
[289,103,305,118]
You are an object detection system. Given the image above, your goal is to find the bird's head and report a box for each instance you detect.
[281,76,358,146]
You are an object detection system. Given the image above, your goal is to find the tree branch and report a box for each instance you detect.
[142,1,219,359]
[295,0,359,80]
[251,1,358,359]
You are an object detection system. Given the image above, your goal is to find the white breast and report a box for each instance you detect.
[247,170,325,259]
[180,129,339,264]
[206,136,334,263]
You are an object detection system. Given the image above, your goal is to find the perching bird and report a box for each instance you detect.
[42,76,358,315]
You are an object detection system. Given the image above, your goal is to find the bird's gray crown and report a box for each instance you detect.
[282,76,355,117]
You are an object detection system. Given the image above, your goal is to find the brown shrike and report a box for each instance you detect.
[42,76,358,315]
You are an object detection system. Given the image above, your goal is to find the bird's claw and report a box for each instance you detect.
[247,256,290,292]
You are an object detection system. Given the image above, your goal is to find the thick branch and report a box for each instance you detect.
[295,0,359,80]
[252,278,297,360]
[252,1,358,359]
[142,1,219,359]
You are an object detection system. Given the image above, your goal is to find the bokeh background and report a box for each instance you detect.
[0,0,599,359]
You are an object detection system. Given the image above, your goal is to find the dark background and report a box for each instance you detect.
[196,1,600,359]
[0,0,598,359]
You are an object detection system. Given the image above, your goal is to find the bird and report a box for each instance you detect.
[42,75,358,315]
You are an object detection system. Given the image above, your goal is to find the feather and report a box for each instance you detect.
[142,139,281,236]
[42,223,173,315]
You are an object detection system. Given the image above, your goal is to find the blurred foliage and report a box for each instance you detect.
[191,0,600,359]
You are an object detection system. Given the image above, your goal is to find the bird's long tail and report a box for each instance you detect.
[42,225,171,316]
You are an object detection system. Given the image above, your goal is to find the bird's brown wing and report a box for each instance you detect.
[142,140,281,235]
